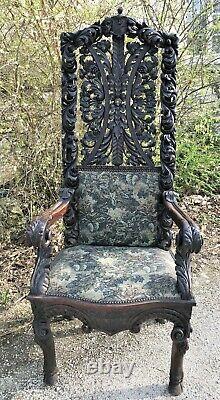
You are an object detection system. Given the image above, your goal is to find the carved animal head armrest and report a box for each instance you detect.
[26,198,70,249]
[163,191,203,254]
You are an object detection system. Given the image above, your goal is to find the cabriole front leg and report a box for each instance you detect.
[33,317,58,385]
[169,326,189,396]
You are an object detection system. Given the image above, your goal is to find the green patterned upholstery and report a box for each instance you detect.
[76,168,160,247]
[47,245,179,303]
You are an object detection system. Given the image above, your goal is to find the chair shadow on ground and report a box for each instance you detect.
[73,384,171,399]
[0,317,171,378]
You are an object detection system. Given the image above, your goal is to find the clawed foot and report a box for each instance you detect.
[44,371,58,386]
[168,382,183,396]
[82,324,92,333]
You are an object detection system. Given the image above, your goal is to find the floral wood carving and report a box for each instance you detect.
[79,39,158,166]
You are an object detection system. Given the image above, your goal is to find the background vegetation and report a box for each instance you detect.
[0,0,219,245]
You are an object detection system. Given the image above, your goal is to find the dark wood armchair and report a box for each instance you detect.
[26,9,202,396]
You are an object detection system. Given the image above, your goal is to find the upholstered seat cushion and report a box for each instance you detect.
[47,245,180,303]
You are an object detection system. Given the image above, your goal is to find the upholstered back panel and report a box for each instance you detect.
[75,168,160,247]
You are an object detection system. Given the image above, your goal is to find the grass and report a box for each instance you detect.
[0,290,10,308]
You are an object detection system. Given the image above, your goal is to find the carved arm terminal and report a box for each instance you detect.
[26,197,70,295]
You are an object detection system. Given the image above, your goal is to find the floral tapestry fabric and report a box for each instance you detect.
[76,169,160,247]
[47,245,180,303]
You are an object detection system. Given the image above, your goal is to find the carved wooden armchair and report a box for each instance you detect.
[27,9,202,396]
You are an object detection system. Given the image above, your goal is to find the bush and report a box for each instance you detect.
[175,111,219,195]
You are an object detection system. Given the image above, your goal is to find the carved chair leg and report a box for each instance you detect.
[168,326,189,396]
[33,317,58,385]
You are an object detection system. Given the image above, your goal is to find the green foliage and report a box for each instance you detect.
[0,289,10,308]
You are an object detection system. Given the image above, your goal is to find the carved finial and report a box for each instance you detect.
[117,7,123,15]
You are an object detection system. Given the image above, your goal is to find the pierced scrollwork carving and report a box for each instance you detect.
[79,40,112,165]
[175,221,193,299]
[160,42,178,190]
[27,217,52,296]
[138,26,165,48]
[27,12,202,303]
[60,13,184,244]
[28,298,193,337]
[41,304,93,330]
[124,43,158,166]
[61,10,169,168]
[78,37,159,166]
[32,314,58,385]
[158,35,178,249]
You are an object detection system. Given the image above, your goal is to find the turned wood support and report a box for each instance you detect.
[33,317,58,385]
[169,326,190,396]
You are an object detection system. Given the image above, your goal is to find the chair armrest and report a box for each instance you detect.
[26,198,70,249]
[163,191,203,254]
[163,191,203,300]
[26,188,73,295]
